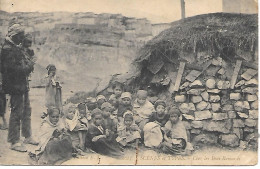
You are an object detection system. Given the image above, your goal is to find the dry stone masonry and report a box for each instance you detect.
[173,58,258,149]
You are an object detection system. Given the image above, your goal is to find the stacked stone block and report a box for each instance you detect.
[173,62,258,149]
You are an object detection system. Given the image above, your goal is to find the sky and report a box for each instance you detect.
[0,0,242,23]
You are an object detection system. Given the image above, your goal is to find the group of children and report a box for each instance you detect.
[30,67,193,164]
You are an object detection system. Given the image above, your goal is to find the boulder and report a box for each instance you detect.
[242,87,258,94]
[206,79,216,89]
[189,80,203,88]
[250,100,258,110]
[237,112,249,119]
[245,78,258,86]
[201,91,209,101]
[230,93,241,100]
[207,89,220,94]
[234,101,250,111]
[246,94,257,102]
[211,103,221,112]
[202,120,232,133]
[212,113,228,121]
[219,134,239,147]
[223,104,233,112]
[233,119,245,128]
[217,81,230,90]
[227,111,237,119]
[175,95,186,103]
[241,69,257,81]
[191,96,203,103]
[192,133,218,145]
[209,95,220,102]
[187,89,202,95]
[194,110,212,120]
[196,101,209,111]
[232,127,243,139]
[191,121,203,128]
[244,126,255,133]
[235,80,245,88]
[179,103,196,114]
[206,103,211,110]
[245,119,257,127]
[182,114,195,120]
[249,110,258,119]
[190,129,201,134]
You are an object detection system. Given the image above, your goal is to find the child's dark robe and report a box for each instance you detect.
[87,124,123,157]
[149,112,170,127]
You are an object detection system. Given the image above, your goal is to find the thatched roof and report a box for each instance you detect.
[136,13,257,68]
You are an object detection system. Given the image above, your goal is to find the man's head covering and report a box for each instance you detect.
[137,90,148,98]
[120,92,132,99]
[7,23,25,37]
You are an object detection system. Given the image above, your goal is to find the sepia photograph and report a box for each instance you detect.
[0,0,258,165]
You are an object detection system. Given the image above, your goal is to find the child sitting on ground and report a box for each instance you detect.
[149,100,169,127]
[161,107,193,155]
[85,97,97,111]
[96,95,107,109]
[100,102,117,141]
[116,111,141,148]
[117,92,133,122]
[87,108,123,157]
[64,105,87,151]
[30,108,73,165]
[109,82,124,109]
[133,90,155,130]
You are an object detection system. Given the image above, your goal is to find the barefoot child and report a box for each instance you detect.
[96,95,107,109]
[30,108,73,165]
[117,92,133,122]
[149,100,169,127]
[109,82,124,109]
[116,111,141,148]
[64,105,86,152]
[161,107,193,155]
[133,90,155,130]
[100,102,117,141]
[44,64,62,113]
[87,108,123,157]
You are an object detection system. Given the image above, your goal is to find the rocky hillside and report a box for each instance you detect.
[0,11,170,93]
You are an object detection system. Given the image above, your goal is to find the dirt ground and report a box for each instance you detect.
[0,88,257,165]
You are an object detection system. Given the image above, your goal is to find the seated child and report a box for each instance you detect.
[109,82,124,109]
[77,103,89,150]
[101,102,118,125]
[85,97,97,111]
[143,122,163,148]
[117,92,133,122]
[149,100,169,127]
[96,95,107,109]
[64,105,87,151]
[133,90,155,130]
[30,108,73,165]
[87,108,124,157]
[161,107,193,155]
[100,102,117,141]
[116,111,141,148]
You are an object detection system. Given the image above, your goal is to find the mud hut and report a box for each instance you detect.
[97,13,258,149]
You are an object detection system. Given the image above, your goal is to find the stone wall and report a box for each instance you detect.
[173,57,258,149]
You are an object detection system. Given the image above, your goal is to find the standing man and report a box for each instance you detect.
[0,23,37,152]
